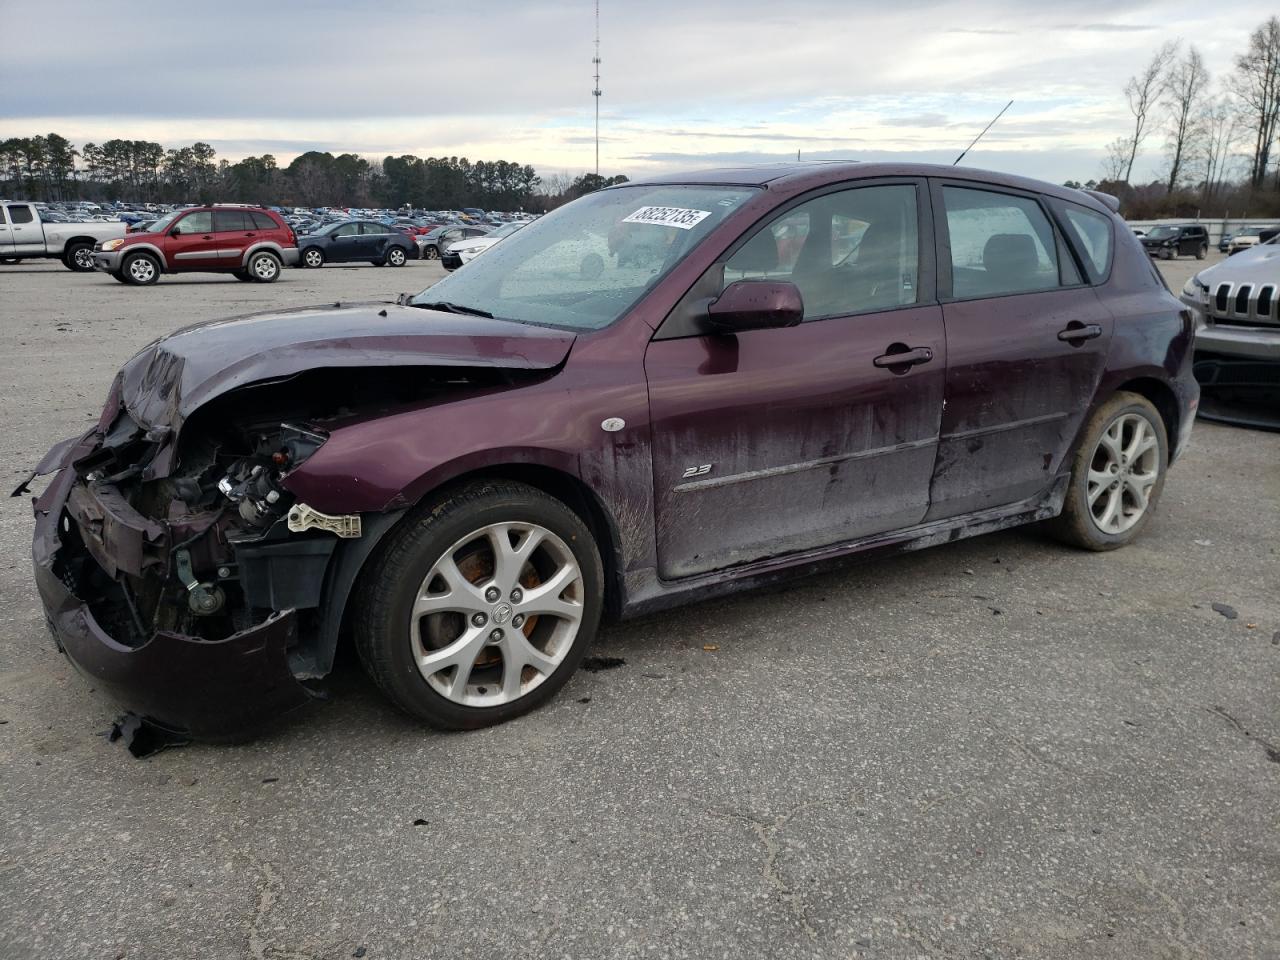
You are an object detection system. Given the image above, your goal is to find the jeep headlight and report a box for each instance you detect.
[102,238,125,251]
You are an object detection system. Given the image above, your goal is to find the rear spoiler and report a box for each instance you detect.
[1081,189,1121,213]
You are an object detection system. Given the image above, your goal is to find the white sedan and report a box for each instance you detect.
[443,222,524,270]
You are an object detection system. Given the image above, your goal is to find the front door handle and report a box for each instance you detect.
[1058,322,1102,343]
[874,345,934,370]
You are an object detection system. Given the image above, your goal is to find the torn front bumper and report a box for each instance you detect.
[30,464,315,741]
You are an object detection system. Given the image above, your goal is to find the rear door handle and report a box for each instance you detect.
[1058,322,1102,343]
[873,345,934,369]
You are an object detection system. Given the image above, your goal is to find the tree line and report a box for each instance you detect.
[1088,15,1280,218]
[0,136,618,211]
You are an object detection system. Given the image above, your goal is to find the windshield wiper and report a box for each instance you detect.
[410,300,494,318]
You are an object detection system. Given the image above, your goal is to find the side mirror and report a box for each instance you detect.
[706,280,804,333]
[169,226,182,236]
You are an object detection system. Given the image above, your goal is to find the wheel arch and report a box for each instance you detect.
[241,242,285,267]
[314,460,627,680]
[415,462,625,622]
[1114,376,1180,451]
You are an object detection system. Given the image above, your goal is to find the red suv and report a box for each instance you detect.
[92,205,300,285]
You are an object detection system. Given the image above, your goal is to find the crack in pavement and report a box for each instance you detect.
[1208,706,1280,765]
[708,792,864,944]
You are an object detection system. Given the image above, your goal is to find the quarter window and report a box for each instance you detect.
[1061,204,1113,280]
[943,187,1060,298]
[723,184,919,319]
[8,205,34,224]
[249,211,277,230]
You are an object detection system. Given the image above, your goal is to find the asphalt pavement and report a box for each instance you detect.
[0,254,1276,960]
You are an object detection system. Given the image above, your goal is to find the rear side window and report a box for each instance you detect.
[943,187,1060,298]
[360,222,388,235]
[249,211,277,230]
[213,210,249,232]
[8,205,34,224]
[1060,204,1113,281]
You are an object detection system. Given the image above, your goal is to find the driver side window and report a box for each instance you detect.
[175,211,211,234]
[723,185,919,320]
[332,223,359,237]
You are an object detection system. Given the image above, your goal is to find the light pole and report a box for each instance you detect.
[592,0,602,178]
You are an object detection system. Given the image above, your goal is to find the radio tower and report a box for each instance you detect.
[592,0,602,177]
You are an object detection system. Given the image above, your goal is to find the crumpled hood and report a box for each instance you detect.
[118,301,576,431]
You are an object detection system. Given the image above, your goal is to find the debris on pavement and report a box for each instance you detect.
[580,656,625,672]
[1211,603,1240,620]
[107,714,189,758]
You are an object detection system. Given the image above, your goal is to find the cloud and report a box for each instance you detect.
[0,0,1271,184]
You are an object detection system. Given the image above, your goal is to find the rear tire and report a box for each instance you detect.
[1044,391,1168,551]
[301,247,325,268]
[1196,244,1208,260]
[122,252,160,285]
[386,246,407,267]
[354,479,604,730]
[424,245,439,260]
[247,251,281,282]
[232,268,254,282]
[64,242,95,272]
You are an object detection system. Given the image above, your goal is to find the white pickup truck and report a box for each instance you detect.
[1,202,128,271]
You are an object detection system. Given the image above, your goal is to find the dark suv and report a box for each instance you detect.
[92,205,299,284]
[23,162,1198,741]
[1140,224,1209,260]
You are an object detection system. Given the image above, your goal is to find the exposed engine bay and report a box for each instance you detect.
[54,364,540,654]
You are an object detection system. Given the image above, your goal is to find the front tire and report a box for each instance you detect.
[1045,391,1168,551]
[122,252,160,285]
[423,245,440,260]
[248,251,281,282]
[64,242,95,272]
[354,480,604,730]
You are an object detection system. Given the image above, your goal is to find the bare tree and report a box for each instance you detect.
[1101,136,1133,182]
[1200,94,1241,201]
[1123,41,1179,183]
[1235,16,1280,188]
[1163,46,1210,193]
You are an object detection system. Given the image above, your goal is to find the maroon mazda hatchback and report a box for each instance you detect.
[21,162,1198,740]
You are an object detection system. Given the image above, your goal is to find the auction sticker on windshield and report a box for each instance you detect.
[622,206,712,230]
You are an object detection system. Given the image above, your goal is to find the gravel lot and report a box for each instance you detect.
[1,254,1276,960]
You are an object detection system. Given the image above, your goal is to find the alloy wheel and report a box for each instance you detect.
[252,254,279,280]
[1087,413,1160,535]
[128,257,156,282]
[388,248,406,266]
[410,522,584,707]
[73,247,94,270]
[304,249,323,268]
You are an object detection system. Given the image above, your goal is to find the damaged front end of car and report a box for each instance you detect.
[26,387,359,740]
[20,301,577,741]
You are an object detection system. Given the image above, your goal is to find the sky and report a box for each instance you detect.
[0,0,1270,186]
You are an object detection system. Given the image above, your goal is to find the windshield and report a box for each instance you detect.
[1146,226,1179,239]
[410,184,757,330]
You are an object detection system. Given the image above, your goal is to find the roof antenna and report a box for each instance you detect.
[953,100,1013,166]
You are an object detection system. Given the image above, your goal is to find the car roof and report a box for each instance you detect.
[626,161,1113,213]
